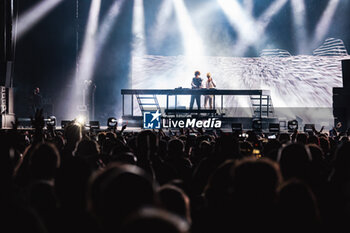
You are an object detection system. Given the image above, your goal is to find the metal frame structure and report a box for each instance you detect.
[121,88,272,118]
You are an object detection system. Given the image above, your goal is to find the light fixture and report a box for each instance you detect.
[46,116,56,127]
[231,123,243,133]
[287,120,298,131]
[89,121,100,130]
[61,120,72,129]
[107,117,117,128]
[269,123,280,133]
[75,115,86,126]
[252,119,262,132]
[304,124,315,133]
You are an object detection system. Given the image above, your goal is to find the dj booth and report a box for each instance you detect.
[121,88,273,118]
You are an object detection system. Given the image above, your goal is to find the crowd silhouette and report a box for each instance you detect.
[1,111,350,233]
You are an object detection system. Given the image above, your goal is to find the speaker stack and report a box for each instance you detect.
[0,0,16,128]
[333,59,350,131]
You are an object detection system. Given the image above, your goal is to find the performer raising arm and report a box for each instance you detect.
[189,71,203,110]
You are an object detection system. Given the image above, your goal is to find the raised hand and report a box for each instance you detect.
[121,124,127,133]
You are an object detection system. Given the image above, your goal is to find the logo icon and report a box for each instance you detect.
[143,110,161,129]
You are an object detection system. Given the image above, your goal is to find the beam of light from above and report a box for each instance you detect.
[221,0,288,56]
[150,0,173,47]
[16,0,64,39]
[131,0,146,91]
[168,0,207,107]
[247,0,288,52]
[132,0,146,57]
[257,0,288,30]
[77,0,101,83]
[95,0,125,60]
[172,0,204,57]
[68,0,100,120]
[311,0,340,48]
[291,0,308,54]
[243,0,254,16]
[217,0,258,55]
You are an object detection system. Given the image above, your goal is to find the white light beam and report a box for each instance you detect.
[291,0,308,54]
[16,0,64,39]
[77,0,101,82]
[95,0,126,58]
[172,0,204,57]
[132,0,146,57]
[150,0,173,47]
[311,0,340,48]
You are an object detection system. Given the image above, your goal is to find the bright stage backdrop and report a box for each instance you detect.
[132,39,349,127]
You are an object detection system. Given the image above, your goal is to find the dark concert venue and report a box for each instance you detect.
[1,0,350,232]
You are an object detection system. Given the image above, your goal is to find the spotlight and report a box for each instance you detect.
[287,120,298,131]
[118,118,123,124]
[269,123,280,133]
[252,119,262,132]
[89,121,100,130]
[75,115,86,126]
[107,117,117,128]
[46,116,56,127]
[61,120,72,129]
[231,123,243,133]
[304,124,315,133]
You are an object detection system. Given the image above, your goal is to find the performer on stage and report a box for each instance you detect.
[32,87,42,115]
[204,72,216,109]
[189,71,203,110]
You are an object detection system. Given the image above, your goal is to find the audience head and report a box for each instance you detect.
[29,142,60,180]
[55,157,92,210]
[277,179,320,230]
[168,139,185,158]
[278,133,291,144]
[158,184,191,223]
[87,163,156,230]
[232,157,282,204]
[64,123,82,149]
[307,135,319,145]
[239,141,253,157]
[111,151,137,165]
[296,133,308,144]
[204,160,235,208]
[75,139,100,157]
[263,139,281,161]
[215,133,240,159]
[319,136,330,155]
[122,207,189,233]
[277,143,312,181]
[332,141,350,182]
